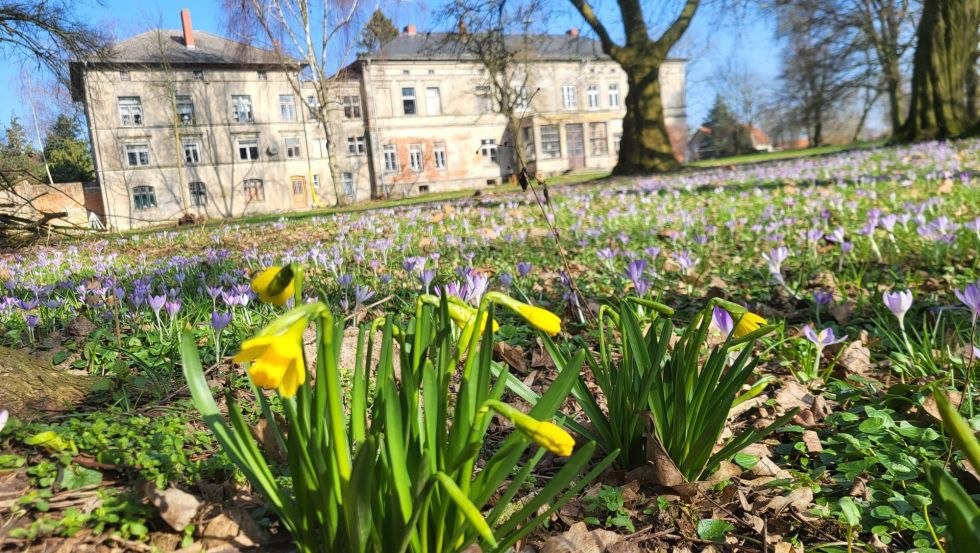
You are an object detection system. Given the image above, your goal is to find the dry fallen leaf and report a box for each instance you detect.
[145,484,201,532]
[838,340,874,378]
[802,430,823,453]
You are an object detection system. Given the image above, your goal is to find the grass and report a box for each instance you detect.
[687,140,886,168]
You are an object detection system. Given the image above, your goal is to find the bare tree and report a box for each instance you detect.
[441,0,545,173]
[222,0,367,205]
[712,59,770,132]
[567,0,700,174]
[774,0,865,146]
[0,0,108,82]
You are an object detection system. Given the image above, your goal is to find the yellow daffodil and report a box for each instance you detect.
[486,292,562,336]
[733,311,767,338]
[251,266,295,306]
[522,420,575,456]
[233,321,306,397]
[486,400,575,456]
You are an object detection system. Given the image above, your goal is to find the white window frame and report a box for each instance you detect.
[347,136,366,155]
[522,127,536,161]
[132,185,157,210]
[561,85,577,109]
[589,122,608,155]
[608,84,620,107]
[237,138,259,161]
[409,144,424,172]
[342,95,361,119]
[182,141,201,165]
[125,144,150,167]
[433,142,447,169]
[232,95,254,123]
[402,87,417,115]
[341,172,354,197]
[541,125,560,158]
[285,136,301,159]
[425,87,441,115]
[480,139,498,163]
[118,97,143,127]
[279,94,297,121]
[475,85,493,113]
[176,95,195,125]
[383,144,398,172]
[587,84,600,109]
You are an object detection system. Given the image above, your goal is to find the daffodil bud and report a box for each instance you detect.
[712,299,766,338]
[486,292,562,336]
[251,265,296,306]
[486,400,575,456]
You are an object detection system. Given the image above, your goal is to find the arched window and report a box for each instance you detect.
[132,186,157,210]
[189,182,207,207]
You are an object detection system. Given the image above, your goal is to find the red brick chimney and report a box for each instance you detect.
[181,8,195,48]
[403,24,417,36]
[566,28,579,37]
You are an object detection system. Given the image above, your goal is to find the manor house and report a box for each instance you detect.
[70,10,686,230]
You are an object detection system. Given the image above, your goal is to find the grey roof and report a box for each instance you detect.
[90,29,303,67]
[361,32,610,62]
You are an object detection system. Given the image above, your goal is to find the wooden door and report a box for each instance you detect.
[290,176,308,208]
[566,123,585,168]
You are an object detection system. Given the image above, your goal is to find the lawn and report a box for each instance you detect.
[687,140,885,168]
[0,139,978,552]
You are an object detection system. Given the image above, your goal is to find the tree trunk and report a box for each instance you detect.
[0,346,104,418]
[899,0,980,141]
[615,60,680,175]
[883,59,904,135]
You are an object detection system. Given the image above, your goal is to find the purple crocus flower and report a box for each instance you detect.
[516,262,532,277]
[148,294,167,315]
[211,311,233,332]
[882,290,913,328]
[25,313,39,328]
[803,325,847,348]
[353,284,375,306]
[165,300,181,318]
[954,282,980,324]
[420,269,436,291]
[712,306,733,336]
[338,274,354,288]
[813,290,833,306]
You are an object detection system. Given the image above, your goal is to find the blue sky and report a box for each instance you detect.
[0,0,781,140]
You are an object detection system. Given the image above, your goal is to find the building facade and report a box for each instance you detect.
[71,12,686,230]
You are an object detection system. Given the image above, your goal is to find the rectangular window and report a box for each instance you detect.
[237,138,259,161]
[313,174,321,189]
[285,136,301,159]
[279,94,297,121]
[118,97,143,127]
[425,87,441,115]
[182,141,201,165]
[587,84,600,109]
[347,136,366,155]
[120,71,131,81]
[541,125,560,158]
[383,144,398,172]
[193,70,204,80]
[522,127,536,161]
[232,95,253,123]
[475,85,493,113]
[125,144,150,167]
[258,70,268,80]
[608,84,620,107]
[589,122,608,155]
[189,182,207,207]
[433,142,447,169]
[613,132,622,154]
[132,185,156,210]
[409,144,423,172]
[480,139,497,163]
[176,95,195,125]
[342,96,361,119]
[341,172,354,197]
[561,85,577,109]
[243,178,265,202]
[402,87,416,115]
[306,95,319,117]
